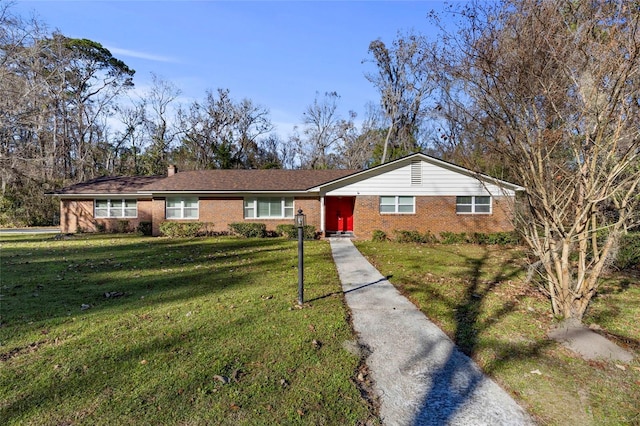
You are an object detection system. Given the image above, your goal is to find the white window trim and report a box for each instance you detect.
[379,196,415,214]
[244,197,294,219]
[94,199,137,219]
[166,197,199,220]
[456,196,492,215]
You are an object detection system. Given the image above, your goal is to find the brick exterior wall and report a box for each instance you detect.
[151,198,166,237]
[353,195,514,240]
[151,196,322,236]
[60,199,152,233]
[61,194,514,239]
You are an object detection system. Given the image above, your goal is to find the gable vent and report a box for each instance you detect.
[410,160,422,186]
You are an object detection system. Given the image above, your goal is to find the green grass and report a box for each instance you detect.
[0,234,377,425]
[355,241,640,426]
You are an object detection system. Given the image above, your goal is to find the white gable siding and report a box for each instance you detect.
[325,160,514,197]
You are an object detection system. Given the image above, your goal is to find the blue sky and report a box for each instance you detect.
[13,0,453,137]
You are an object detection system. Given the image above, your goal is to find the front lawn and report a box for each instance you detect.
[0,234,377,425]
[355,241,640,425]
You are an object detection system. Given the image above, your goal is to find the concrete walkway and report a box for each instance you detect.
[330,238,534,426]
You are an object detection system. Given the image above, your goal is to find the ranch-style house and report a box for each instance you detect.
[52,153,523,239]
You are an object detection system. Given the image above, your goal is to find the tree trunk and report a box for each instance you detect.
[381,124,393,164]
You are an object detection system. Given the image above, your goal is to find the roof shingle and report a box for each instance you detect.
[141,169,357,192]
[54,176,164,195]
[53,169,358,195]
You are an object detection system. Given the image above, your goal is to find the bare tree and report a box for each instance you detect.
[140,74,180,175]
[291,91,354,169]
[336,103,385,169]
[233,97,274,168]
[111,103,146,175]
[174,88,273,169]
[433,0,640,321]
[365,32,435,163]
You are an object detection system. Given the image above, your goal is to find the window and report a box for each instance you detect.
[166,197,199,219]
[244,197,294,219]
[380,196,415,214]
[94,199,137,218]
[456,196,491,214]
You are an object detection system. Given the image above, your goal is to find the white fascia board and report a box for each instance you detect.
[55,193,142,199]
[141,190,318,197]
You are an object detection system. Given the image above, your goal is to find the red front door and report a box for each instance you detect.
[325,197,354,232]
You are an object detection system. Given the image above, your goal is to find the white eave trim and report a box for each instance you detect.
[140,190,320,196]
[55,193,143,199]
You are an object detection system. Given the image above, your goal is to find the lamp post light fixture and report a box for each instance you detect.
[295,209,306,305]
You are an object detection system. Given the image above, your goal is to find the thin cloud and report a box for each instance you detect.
[107,46,177,63]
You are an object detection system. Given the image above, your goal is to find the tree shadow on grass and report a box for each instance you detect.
[403,246,547,424]
[1,235,372,424]
[0,234,308,326]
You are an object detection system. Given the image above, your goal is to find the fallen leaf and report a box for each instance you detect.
[530,369,542,375]
[140,359,147,365]
[214,375,230,384]
[230,403,240,411]
[297,409,305,416]
[308,324,316,332]
[231,369,242,382]
[615,364,626,371]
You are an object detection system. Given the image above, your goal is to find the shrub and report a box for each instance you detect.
[276,224,297,239]
[488,231,521,245]
[116,220,130,233]
[95,222,106,233]
[137,221,152,236]
[469,231,520,245]
[371,230,387,242]
[439,232,468,244]
[470,232,490,245]
[198,222,217,237]
[615,232,640,270]
[229,222,267,238]
[394,230,421,243]
[275,224,317,240]
[422,230,438,243]
[393,230,438,244]
[303,225,318,240]
[159,222,204,238]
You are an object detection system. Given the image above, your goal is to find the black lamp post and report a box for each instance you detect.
[295,209,306,305]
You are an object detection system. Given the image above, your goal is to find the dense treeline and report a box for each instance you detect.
[0,3,434,227]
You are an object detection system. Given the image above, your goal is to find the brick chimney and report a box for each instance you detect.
[167,165,177,176]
